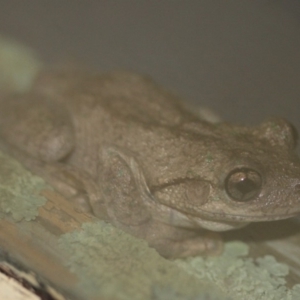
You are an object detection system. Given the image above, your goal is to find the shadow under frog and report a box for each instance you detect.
[0,70,300,258]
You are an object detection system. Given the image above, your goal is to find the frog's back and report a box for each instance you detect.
[37,70,190,127]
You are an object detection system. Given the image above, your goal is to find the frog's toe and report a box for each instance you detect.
[202,232,224,256]
[178,232,223,258]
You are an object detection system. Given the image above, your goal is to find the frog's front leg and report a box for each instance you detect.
[0,94,97,214]
[146,223,223,258]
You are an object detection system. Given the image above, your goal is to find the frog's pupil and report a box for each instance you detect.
[225,168,262,202]
[235,177,257,199]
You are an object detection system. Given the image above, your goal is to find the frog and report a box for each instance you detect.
[0,69,300,258]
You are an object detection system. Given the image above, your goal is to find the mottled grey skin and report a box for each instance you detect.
[1,70,300,258]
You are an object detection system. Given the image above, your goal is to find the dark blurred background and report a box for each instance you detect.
[0,1,299,133]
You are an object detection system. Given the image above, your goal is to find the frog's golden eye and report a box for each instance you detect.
[225,168,262,202]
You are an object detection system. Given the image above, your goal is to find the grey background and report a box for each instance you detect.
[0,1,300,130]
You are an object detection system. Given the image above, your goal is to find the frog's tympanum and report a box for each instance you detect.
[1,70,300,258]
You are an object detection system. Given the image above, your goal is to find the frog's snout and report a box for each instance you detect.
[268,177,300,217]
[256,117,298,150]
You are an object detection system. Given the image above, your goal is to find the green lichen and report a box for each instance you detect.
[150,285,232,300]
[58,222,300,300]
[176,241,299,300]
[58,221,226,300]
[0,152,48,221]
[291,284,300,300]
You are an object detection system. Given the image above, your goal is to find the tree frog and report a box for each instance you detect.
[0,69,300,258]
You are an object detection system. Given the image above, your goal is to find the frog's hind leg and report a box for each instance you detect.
[0,94,97,213]
[0,94,101,215]
[0,94,75,163]
[0,92,73,183]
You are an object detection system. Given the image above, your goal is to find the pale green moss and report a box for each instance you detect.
[0,35,42,93]
[58,221,227,300]
[0,152,48,221]
[150,285,231,300]
[58,222,300,300]
[176,241,299,300]
[291,284,300,300]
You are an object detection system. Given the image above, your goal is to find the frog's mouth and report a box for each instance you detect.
[182,214,249,231]
[182,207,300,223]
[149,192,300,232]
[148,179,300,225]
[157,206,250,231]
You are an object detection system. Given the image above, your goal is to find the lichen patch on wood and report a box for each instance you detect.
[0,151,48,221]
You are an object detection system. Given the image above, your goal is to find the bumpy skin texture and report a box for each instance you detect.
[1,69,300,258]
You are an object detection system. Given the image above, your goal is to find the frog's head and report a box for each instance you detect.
[149,117,300,231]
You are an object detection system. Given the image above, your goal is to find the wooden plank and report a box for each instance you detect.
[0,188,116,299]
[0,271,39,300]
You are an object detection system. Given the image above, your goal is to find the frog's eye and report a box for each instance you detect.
[225,168,262,202]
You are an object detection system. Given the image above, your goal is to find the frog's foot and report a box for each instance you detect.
[180,231,223,258]
[0,143,96,215]
[40,163,106,215]
[153,231,223,259]
[38,163,113,220]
